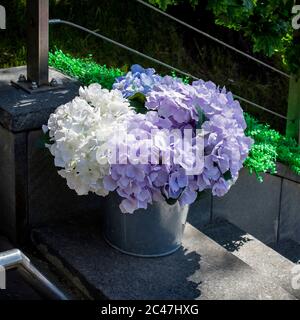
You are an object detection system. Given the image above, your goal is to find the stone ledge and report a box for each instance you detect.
[0,66,80,132]
[275,162,300,185]
[31,214,295,300]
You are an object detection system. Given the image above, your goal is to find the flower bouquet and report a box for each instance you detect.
[45,65,253,257]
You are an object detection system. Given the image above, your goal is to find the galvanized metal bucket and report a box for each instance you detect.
[102,193,189,257]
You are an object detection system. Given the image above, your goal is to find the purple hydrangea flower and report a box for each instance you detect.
[113,64,162,98]
[104,113,165,213]
[108,66,253,212]
[143,75,253,198]
[104,111,202,213]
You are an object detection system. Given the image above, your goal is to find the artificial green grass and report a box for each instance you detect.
[49,50,124,89]
[244,113,300,180]
[49,50,300,180]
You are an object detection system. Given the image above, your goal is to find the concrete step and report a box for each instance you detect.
[31,213,297,300]
[200,220,300,299]
[270,239,300,264]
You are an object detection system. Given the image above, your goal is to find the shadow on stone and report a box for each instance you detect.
[270,239,300,264]
[32,213,202,300]
[200,220,253,253]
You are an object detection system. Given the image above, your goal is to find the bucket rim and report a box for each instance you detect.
[103,235,182,258]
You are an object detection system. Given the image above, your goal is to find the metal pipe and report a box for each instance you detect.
[49,19,196,80]
[27,0,49,86]
[136,0,291,79]
[0,249,68,300]
[49,19,293,121]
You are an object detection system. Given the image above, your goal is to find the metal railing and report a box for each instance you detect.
[0,249,68,300]
[136,0,291,79]
[49,19,292,122]
[49,19,195,80]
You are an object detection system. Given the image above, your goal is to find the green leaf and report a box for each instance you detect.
[165,197,178,205]
[223,170,233,181]
[37,132,53,149]
[196,191,208,201]
[129,92,147,104]
[128,92,148,114]
[196,106,206,129]
[162,190,179,205]
[242,0,255,11]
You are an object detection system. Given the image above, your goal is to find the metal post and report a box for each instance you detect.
[286,0,300,143]
[27,0,49,86]
[286,75,300,142]
[12,0,63,93]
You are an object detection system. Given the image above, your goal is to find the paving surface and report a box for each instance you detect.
[201,221,300,299]
[32,213,296,300]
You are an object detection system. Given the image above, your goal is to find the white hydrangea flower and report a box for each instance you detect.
[46,83,133,197]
